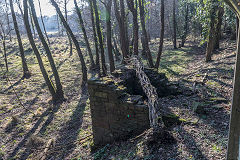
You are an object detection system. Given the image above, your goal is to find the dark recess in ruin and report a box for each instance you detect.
[88,67,187,147]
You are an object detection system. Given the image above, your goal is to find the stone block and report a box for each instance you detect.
[128,105,136,110]
[92,127,105,144]
[95,92,108,99]
[94,119,109,129]
[108,94,118,101]
[121,104,129,111]
[135,104,148,112]
[93,109,107,117]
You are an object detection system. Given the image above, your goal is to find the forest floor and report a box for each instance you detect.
[0,37,236,160]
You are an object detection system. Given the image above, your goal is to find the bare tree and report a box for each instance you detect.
[64,0,73,56]
[138,0,154,67]
[29,0,65,100]
[51,0,88,83]
[127,0,138,56]
[29,5,36,39]
[92,0,107,75]
[180,2,189,48]
[103,0,115,73]
[74,0,95,69]
[214,6,224,50]
[172,0,177,49]
[113,0,129,60]
[88,0,100,73]
[37,0,50,44]
[4,0,12,41]
[205,4,217,62]
[155,0,164,69]
[223,1,240,159]
[0,23,10,72]
[23,0,57,101]
[56,12,60,37]
[9,0,30,78]
[16,0,24,18]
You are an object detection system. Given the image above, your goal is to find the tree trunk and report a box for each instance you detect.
[105,0,115,73]
[38,0,50,45]
[29,6,36,39]
[92,0,107,76]
[206,6,217,62]
[23,0,57,101]
[141,35,147,57]
[89,0,100,73]
[51,0,88,83]
[56,13,60,37]
[16,0,24,18]
[9,0,30,78]
[236,17,239,40]
[155,0,164,69]
[214,7,224,50]
[74,0,95,69]
[139,0,154,68]
[120,0,129,54]
[64,0,73,56]
[112,34,121,61]
[126,0,138,56]
[113,0,129,60]
[29,0,64,100]
[2,38,8,72]
[4,0,12,41]
[221,1,240,159]
[172,0,177,49]
[227,15,240,160]
[129,34,134,55]
[180,2,189,48]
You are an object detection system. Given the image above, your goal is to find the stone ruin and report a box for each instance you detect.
[88,67,183,146]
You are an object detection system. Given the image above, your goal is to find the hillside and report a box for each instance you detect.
[0,38,235,160]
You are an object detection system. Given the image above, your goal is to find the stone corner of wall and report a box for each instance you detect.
[88,76,150,147]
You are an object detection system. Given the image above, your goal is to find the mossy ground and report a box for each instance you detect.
[0,37,234,159]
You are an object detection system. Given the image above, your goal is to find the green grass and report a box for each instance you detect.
[141,44,195,78]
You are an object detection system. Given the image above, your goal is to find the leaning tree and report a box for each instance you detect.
[29,0,65,100]
[50,0,88,83]
[23,0,58,102]
[74,0,95,69]
[223,0,240,159]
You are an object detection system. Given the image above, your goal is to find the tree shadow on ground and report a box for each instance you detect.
[178,45,205,56]
[2,76,24,93]
[147,92,228,159]
[178,127,208,160]
[17,103,63,160]
[45,96,88,159]
[22,57,68,108]
[7,103,59,159]
[6,46,18,56]
[7,58,82,159]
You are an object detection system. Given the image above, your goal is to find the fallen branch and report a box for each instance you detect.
[40,139,54,160]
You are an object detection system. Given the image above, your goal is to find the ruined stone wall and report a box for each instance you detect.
[88,78,150,146]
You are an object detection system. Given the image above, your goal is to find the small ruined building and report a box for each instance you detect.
[88,67,184,146]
